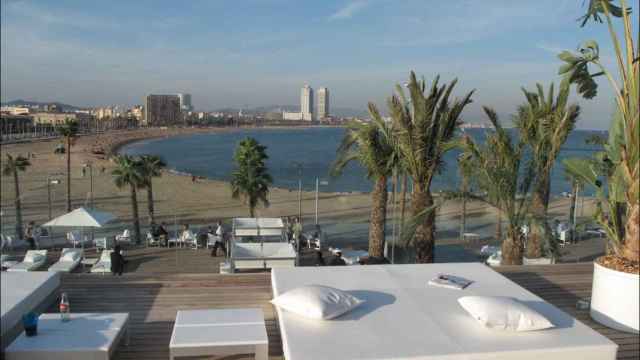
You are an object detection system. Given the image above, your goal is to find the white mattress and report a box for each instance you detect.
[271,263,617,360]
[1,272,61,337]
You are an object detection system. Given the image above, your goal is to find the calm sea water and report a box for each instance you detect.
[122,127,604,196]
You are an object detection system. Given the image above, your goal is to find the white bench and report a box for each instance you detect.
[169,308,268,360]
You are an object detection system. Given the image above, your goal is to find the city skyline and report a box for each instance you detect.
[1,0,639,129]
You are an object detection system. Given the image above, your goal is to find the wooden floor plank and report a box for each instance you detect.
[36,248,637,360]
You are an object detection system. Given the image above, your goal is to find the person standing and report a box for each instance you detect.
[158,222,169,247]
[24,221,36,250]
[292,217,303,250]
[110,245,127,276]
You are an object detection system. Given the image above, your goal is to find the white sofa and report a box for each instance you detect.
[232,242,296,270]
[48,248,83,272]
[7,250,48,272]
[90,250,113,273]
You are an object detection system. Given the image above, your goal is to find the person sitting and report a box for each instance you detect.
[110,245,127,276]
[180,224,195,246]
[327,250,346,266]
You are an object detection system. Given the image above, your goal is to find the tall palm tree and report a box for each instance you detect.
[389,71,474,263]
[514,81,581,258]
[112,155,144,244]
[56,118,79,212]
[138,155,167,224]
[3,154,31,239]
[331,104,396,258]
[461,107,537,265]
[230,138,273,217]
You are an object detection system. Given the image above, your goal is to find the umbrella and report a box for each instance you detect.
[43,207,116,249]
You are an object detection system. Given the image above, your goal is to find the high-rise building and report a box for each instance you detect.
[144,95,181,126]
[300,85,313,121]
[177,93,192,112]
[317,87,329,119]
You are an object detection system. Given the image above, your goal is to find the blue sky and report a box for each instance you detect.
[1,0,637,129]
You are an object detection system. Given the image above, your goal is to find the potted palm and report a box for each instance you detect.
[560,0,638,333]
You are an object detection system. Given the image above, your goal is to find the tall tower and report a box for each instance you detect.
[177,93,192,112]
[317,87,329,119]
[300,85,313,121]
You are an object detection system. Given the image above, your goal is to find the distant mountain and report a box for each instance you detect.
[1,99,84,111]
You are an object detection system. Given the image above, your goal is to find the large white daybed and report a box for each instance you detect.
[7,250,48,272]
[1,272,61,349]
[228,218,296,272]
[48,248,83,273]
[271,263,617,360]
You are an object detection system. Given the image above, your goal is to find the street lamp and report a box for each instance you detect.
[47,177,61,220]
[291,162,303,222]
[83,162,94,208]
[314,178,329,225]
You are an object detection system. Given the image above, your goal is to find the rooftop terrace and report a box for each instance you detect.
[26,248,635,360]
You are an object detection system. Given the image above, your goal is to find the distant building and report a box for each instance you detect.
[301,85,314,121]
[129,105,144,121]
[0,106,30,115]
[144,95,181,126]
[177,93,192,112]
[0,114,33,133]
[282,111,303,121]
[317,87,329,120]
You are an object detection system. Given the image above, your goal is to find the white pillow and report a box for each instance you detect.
[271,285,364,320]
[61,250,80,262]
[25,252,44,263]
[458,296,554,332]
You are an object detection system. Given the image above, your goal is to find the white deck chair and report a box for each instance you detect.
[91,250,113,274]
[147,232,160,247]
[48,248,83,272]
[181,231,198,249]
[115,229,131,244]
[7,250,48,271]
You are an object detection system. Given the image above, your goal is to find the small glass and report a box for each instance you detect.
[22,312,38,337]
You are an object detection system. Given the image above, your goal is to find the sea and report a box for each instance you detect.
[121,127,604,196]
[121,127,604,258]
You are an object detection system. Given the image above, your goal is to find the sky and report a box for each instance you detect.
[1,0,637,129]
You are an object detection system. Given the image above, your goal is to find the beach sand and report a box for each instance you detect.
[1,127,600,259]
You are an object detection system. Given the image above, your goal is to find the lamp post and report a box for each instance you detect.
[46,176,61,220]
[314,178,329,225]
[291,162,303,222]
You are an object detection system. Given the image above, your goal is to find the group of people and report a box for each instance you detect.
[149,222,170,246]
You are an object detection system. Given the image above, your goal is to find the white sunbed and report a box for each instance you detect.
[7,250,48,272]
[271,263,618,360]
[48,248,83,272]
[90,250,113,273]
[232,242,296,270]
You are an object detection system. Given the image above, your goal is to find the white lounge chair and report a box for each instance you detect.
[146,232,160,247]
[180,230,197,249]
[48,248,83,272]
[7,250,48,272]
[90,250,113,274]
[115,229,131,244]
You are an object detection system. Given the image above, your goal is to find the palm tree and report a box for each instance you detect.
[560,0,638,264]
[112,155,144,244]
[3,154,31,239]
[460,107,537,265]
[230,138,273,217]
[56,118,79,212]
[389,71,474,263]
[138,155,167,224]
[514,81,581,259]
[331,104,396,258]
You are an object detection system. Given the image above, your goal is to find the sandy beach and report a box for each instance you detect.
[0,127,600,259]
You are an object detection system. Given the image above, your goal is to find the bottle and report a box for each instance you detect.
[59,292,70,322]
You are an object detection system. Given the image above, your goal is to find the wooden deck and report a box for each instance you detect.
[36,248,638,360]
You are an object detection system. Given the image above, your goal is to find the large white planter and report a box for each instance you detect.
[590,261,639,333]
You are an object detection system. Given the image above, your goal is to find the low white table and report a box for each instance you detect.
[170,308,268,360]
[5,313,129,360]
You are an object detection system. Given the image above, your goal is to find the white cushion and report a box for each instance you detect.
[61,250,81,262]
[24,252,44,263]
[271,285,364,320]
[458,296,554,332]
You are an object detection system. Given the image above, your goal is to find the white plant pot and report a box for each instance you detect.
[590,261,639,333]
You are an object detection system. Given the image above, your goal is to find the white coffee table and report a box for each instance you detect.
[170,308,268,360]
[5,312,129,360]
